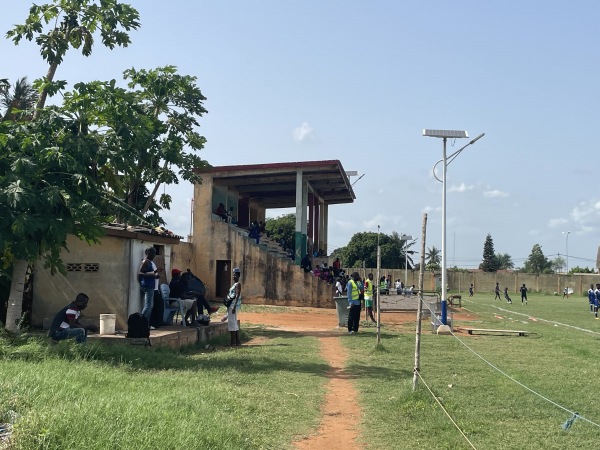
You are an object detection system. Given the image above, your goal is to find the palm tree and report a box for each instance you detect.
[0,77,38,122]
[425,246,441,271]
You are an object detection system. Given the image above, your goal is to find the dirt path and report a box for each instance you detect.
[241,309,366,449]
[239,306,475,449]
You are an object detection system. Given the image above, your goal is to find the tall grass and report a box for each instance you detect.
[0,328,327,450]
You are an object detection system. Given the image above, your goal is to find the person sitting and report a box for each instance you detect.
[170,269,218,326]
[300,254,312,273]
[248,222,261,244]
[48,293,98,344]
[215,203,228,221]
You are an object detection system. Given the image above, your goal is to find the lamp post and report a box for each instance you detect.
[400,234,414,286]
[424,129,485,326]
[563,231,570,274]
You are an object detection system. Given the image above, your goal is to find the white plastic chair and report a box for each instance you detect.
[159,283,186,327]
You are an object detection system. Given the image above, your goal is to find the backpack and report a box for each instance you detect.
[181,270,206,296]
[126,313,151,345]
[196,314,210,326]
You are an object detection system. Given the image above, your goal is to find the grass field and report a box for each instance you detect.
[2,291,600,449]
[345,291,600,449]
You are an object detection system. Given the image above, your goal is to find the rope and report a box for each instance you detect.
[414,369,478,449]
[424,301,600,429]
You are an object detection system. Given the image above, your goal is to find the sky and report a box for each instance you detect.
[2,0,600,270]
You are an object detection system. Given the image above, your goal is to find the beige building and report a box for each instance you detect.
[186,160,355,306]
[32,160,356,327]
[32,226,181,330]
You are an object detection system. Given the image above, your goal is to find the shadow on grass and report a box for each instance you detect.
[1,327,409,381]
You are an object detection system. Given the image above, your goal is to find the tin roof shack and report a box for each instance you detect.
[32,226,181,331]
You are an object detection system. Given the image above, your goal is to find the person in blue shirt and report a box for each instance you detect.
[346,272,363,333]
[587,284,595,314]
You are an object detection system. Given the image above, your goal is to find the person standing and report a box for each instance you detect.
[520,284,528,304]
[347,272,363,333]
[48,293,98,343]
[469,284,474,297]
[226,267,242,346]
[364,273,376,323]
[494,283,501,300]
[594,283,600,319]
[588,284,595,314]
[503,287,512,304]
[138,247,160,328]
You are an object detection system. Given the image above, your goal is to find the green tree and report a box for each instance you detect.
[6,0,141,117]
[1,112,108,331]
[0,77,38,122]
[551,256,566,274]
[60,67,209,225]
[425,246,441,271]
[3,0,140,331]
[479,234,500,272]
[569,266,595,274]
[341,231,414,269]
[523,244,551,274]
[265,214,296,254]
[496,253,514,270]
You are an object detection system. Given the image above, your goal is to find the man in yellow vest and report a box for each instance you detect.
[347,272,363,333]
[364,273,376,323]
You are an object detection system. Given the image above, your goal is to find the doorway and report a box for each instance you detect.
[216,260,231,298]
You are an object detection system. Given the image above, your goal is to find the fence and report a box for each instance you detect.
[344,268,599,296]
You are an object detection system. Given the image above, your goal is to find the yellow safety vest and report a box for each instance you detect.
[349,280,360,301]
[365,279,373,296]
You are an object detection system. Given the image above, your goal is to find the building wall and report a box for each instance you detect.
[33,234,177,330]
[192,177,335,307]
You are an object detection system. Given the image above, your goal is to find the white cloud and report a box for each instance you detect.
[547,217,568,228]
[483,190,509,198]
[448,182,474,193]
[423,205,441,213]
[292,122,314,142]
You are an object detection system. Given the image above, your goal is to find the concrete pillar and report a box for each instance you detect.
[294,171,308,264]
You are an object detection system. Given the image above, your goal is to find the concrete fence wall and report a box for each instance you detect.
[345,268,600,296]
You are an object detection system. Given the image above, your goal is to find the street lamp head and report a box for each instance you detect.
[423,129,468,139]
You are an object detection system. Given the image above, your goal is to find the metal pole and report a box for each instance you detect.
[376,225,381,344]
[441,137,448,325]
[566,231,570,274]
[405,242,408,286]
[413,213,427,390]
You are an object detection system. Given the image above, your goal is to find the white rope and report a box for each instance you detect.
[423,302,600,429]
[414,369,478,449]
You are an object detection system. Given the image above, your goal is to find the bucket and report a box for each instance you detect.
[99,314,116,335]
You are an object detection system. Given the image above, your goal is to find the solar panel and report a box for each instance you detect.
[422,129,469,139]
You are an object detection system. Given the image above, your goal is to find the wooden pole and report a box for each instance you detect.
[413,213,428,390]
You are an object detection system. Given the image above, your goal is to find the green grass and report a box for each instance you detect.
[0,328,327,450]
[4,293,600,449]
[342,292,600,449]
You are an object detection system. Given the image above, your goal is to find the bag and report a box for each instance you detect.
[126,313,151,345]
[223,290,236,308]
[182,270,206,296]
[197,314,210,326]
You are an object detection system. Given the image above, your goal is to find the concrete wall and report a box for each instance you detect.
[192,177,335,308]
[33,233,179,330]
[346,267,600,296]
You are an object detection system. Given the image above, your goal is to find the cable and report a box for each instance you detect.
[423,302,600,429]
[414,369,478,449]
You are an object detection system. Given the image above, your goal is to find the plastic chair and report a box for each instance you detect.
[159,284,186,327]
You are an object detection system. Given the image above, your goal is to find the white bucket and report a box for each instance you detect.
[99,314,116,335]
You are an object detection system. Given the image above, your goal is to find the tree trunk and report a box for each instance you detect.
[5,259,28,332]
